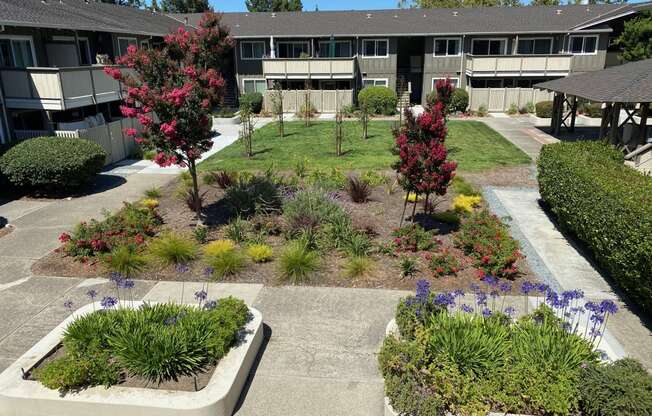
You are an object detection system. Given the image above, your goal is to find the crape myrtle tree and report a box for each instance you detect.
[394,78,457,225]
[105,13,234,218]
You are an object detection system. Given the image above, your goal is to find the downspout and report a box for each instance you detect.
[0,73,9,143]
[459,34,466,90]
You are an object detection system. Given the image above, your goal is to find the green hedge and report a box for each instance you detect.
[535,101,553,118]
[426,88,469,113]
[538,141,652,314]
[358,86,397,115]
[240,92,263,114]
[0,137,106,190]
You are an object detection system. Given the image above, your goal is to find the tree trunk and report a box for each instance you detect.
[189,159,202,220]
[400,192,409,227]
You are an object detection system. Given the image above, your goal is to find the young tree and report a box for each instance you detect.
[394,79,457,224]
[271,81,285,138]
[161,0,211,13]
[614,13,652,62]
[239,100,255,158]
[335,109,344,156]
[359,102,370,140]
[106,13,233,218]
[246,0,303,12]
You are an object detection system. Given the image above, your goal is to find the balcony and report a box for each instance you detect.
[0,66,125,111]
[465,54,572,77]
[262,58,355,80]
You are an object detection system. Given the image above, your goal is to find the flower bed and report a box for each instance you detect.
[0,292,263,416]
[378,280,644,416]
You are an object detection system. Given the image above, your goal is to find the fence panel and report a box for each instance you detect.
[263,89,353,113]
[469,88,554,112]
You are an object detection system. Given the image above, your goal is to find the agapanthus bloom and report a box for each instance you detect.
[101,296,118,309]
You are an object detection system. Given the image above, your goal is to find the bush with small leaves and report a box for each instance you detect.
[102,245,147,277]
[346,176,371,203]
[391,224,439,253]
[147,232,198,266]
[278,242,319,283]
[477,104,488,117]
[246,244,273,263]
[343,256,373,278]
[536,101,553,118]
[240,92,263,114]
[507,103,518,115]
[358,86,398,115]
[33,349,120,392]
[193,225,209,244]
[224,176,282,218]
[452,194,482,214]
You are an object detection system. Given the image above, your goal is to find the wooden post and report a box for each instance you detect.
[609,102,622,144]
[639,103,649,143]
[569,96,577,132]
[599,103,611,140]
[550,93,558,131]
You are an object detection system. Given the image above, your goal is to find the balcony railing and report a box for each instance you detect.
[465,54,572,77]
[0,65,126,111]
[262,58,355,79]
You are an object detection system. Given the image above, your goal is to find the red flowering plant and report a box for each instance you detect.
[105,13,234,216]
[390,224,440,253]
[431,78,454,117]
[59,202,162,260]
[394,78,457,222]
[424,247,460,277]
[454,209,522,278]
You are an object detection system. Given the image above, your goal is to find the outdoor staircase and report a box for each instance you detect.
[396,75,411,112]
[624,143,652,175]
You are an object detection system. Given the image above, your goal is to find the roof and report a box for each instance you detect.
[0,0,183,37]
[535,59,652,103]
[172,3,650,38]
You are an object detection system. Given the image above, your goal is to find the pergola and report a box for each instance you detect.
[535,59,652,148]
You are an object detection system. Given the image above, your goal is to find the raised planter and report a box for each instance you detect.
[577,114,602,127]
[212,113,241,125]
[528,114,550,127]
[0,301,263,416]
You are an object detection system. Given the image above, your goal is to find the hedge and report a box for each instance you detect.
[240,92,263,114]
[538,141,652,314]
[358,86,397,115]
[535,101,553,118]
[426,88,468,113]
[0,137,106,190]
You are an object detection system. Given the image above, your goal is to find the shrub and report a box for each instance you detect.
[582,102,603,118]
[147,232,198,266]
[451,176,480,196]
[358,86,397,115]
[144,187,162,198]
[395,291,443,340]
[140,198,159,210]
[452,194,482,214]
[0,137,106,190]
[306,167,347,190]
[240,92,263,114]
[538,141,652,314]
[399,255,419,278]
[278,242,319,283]
[176,185,206,211]
[579,358,652,415]
[60,202,161,259]
[193,225,209,244]
[203,239,236,257]
[224,217,252,243]
[33,350,119,392]
[246,243,273,263]
[391,224,439,253]
[477,104,488,117]
[431,210,460,224]
[283,189,347,234]
[203,170,236,189]
[207,249,246,277]
[535,100,553,118]
[102,245,147,276]
[507,103,518,115]
[343,256,373,278]
[449,88,469,113]
[360,170,389,187]
[224,176,282,217]
[455,209,521,278]
[341,232,373,257]
[346,176,371,203]
[425,248,460,277]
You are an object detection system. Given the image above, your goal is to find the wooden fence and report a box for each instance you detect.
[263,89,353,113]
[468,87,554,112]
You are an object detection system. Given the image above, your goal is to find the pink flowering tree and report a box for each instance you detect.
[394,78,457,224]
[105,13,234,217]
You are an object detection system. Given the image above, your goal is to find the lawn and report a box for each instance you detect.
[200,120,530,173]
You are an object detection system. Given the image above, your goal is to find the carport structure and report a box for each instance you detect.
[535,59,652,148]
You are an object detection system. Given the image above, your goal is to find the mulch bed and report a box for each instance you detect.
[32,166,540,293]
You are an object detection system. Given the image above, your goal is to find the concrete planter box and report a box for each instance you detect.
[382,319,531,416]
[528,114,550,127]
[0,301,263,416]
[212,113,241,125]
[577,114,602,127]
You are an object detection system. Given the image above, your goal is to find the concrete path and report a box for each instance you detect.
[485,187,652,369]
[482,115,558,160]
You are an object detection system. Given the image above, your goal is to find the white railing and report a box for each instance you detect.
[0,65,123,111]
[263,58,355,79]
[263,89,353,113]
[465,54,572,77]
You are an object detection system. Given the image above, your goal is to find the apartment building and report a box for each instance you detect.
[177,2,650,112]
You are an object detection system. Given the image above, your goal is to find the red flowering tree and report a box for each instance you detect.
[105,13,234,217]
[394,78,457,224]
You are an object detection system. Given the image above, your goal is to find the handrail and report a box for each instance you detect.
[466,53,573,58]
[261,57,355,61]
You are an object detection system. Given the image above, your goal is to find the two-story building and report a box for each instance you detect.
[177,2,650,113]
[0,0,181,144]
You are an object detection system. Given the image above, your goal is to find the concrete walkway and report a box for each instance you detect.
[482,115,558,160]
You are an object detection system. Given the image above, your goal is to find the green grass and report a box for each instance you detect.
[201,120,530,173]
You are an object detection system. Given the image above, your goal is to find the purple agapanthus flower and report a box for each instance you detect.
[415,280,430,301]
[481,275,497,287]
[469,283,480,293]
[535,283,549,294]
[504,306,515,317]
[520,281,534,295]
[590,313,605,324]
[203,267,214,278]
[585,301,599,313]
[100,296,118,309]
[498,282,512,293]
[482,308,492,317]
[475,291,488,306]
[460,304,473,313]
[164,316,177,326]
[195,290,208,302]
[176,264,190,274]
[562,289,584,302]
[203,300,218,310]
[86,289,97,299]
[489,290,499,299]
[108,272,124,283]
[434,292,455,307]
[599,299,618,315]
[120,279,135,289]
[452,289,465,298]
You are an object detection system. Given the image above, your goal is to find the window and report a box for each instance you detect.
[140,40,150,50]
[241,41,265,60]
[53,36,92,65]
[517,38,552,55]
[317,40,352,58]
[277,41,310,58]
[0,37,36,67]
[432,77,459,89]
[363,78,388,87]
[570,35,597,55]
[471,39,506,55]
[434,38,461,57]
[117,37,137,56]
[362,39,388,58]
[243,79,267,94]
